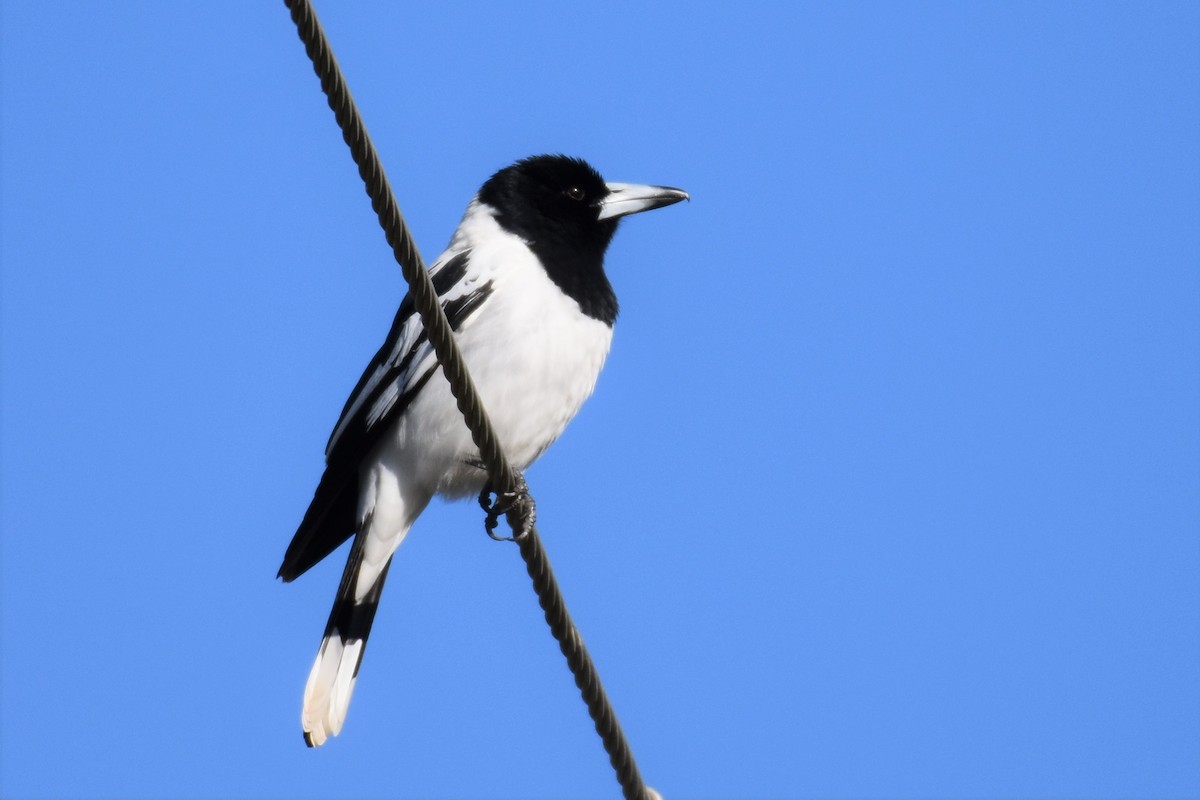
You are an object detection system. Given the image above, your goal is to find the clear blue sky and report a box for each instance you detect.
[2,3,1198,798]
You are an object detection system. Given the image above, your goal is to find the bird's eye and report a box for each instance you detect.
[564,186,586,201]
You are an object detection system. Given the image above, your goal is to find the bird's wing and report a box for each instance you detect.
[278,248,494,581]
[327,250,486,461]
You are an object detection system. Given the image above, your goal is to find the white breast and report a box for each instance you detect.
[380,205,614,499]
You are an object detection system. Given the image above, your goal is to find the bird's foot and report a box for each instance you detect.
[478,473,536,541]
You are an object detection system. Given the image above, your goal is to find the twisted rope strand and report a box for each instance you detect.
[285,1,514,493]
[283,2,653,797]
[518,529,649,798]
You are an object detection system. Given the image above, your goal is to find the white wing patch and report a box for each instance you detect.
[324,245,485,460]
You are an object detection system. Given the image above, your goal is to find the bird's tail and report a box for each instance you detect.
[301,519,406,747]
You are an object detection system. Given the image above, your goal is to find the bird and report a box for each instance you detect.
[278,154,688,747]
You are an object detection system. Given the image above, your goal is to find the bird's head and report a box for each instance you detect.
[478,154,688,253]
[475,154,687,324]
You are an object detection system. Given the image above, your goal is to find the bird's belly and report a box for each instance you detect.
[398,296,613,498]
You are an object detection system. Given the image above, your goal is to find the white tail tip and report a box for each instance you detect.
[301,633,363,747]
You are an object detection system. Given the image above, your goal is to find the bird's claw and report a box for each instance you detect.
[478,474,536,541]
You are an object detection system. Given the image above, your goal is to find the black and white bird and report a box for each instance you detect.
[278,154,687,746]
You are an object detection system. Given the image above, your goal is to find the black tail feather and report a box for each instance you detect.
[324,538,393,649]
[300,532,393,748]
[279,468,357,582]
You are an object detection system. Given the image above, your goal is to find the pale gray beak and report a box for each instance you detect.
[596,182,690,221]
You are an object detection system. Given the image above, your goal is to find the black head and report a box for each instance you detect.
[479,155,619,256]
[476,155,688,326]
[477,155,620,324]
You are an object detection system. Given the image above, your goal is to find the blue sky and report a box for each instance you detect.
[2,2,1198,798]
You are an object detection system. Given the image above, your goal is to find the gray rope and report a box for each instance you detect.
[282,2,654,798]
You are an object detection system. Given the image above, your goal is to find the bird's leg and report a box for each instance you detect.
[476,480,507,540]
[477,471,536,542]
[506,472,536,540]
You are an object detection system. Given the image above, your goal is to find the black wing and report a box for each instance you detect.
[278,250,493,581]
